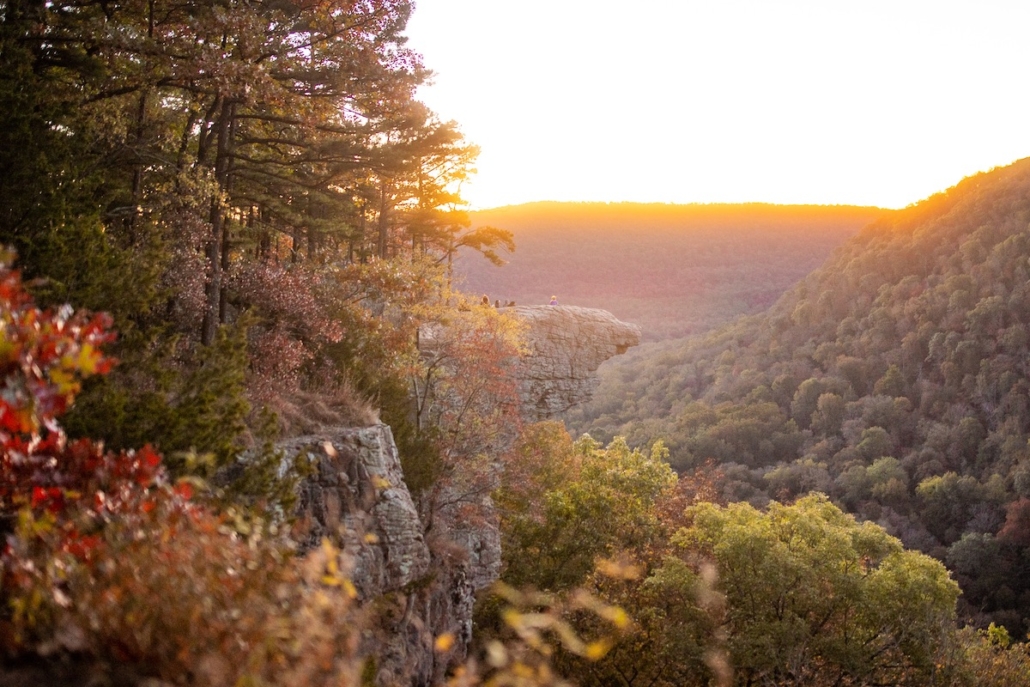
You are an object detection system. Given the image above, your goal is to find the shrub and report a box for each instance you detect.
[0,253,363,685]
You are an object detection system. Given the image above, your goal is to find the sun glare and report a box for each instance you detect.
[405,1,1030,210]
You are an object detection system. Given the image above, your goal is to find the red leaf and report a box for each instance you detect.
[30,486,47,509]
[140,446,161,469]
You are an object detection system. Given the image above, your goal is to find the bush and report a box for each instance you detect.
[0,253,363,685]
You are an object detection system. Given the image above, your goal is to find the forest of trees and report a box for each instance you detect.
[0,0,518,475]
[4,0,1030,683]
[570,157,1030,639]
[485,422,1029,687]
[455,202,883,340]
[0,0,526,682]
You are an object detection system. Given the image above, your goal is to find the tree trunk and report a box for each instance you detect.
[126,89,147,244]
[201,98,235,346]
[218,102,238,325]
[377,182,390,259]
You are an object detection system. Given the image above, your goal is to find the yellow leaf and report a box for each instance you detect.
[584,639,612,661]
[434,633,455,652]
[501,608,522,629]
[486,640,508,668]
[602,606,631,629]
[77,344,97,374]
[49,368,78,395]
[512,662,533,679]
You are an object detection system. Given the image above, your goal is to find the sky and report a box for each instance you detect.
[403,1,1030,210]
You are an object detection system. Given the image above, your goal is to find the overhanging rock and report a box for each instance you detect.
[512,305,641,421]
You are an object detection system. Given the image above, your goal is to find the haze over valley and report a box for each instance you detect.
[456,202,885,341]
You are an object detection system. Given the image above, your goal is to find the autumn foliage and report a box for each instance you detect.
[0,254,150,535]
[0,256,365,685]
[573,158,1030,637]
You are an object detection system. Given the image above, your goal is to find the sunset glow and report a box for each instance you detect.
[405,1,1030,210]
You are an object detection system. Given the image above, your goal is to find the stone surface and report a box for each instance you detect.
[283,424,430,599]
[281,425,494,687]
[512,305,641,421]
[439,497,502,592]
[273,307,639,686]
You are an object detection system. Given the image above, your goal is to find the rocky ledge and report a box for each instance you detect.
[282,425,496,687]
[274,306,639,686]
[283,424,430,598]
[512,305,641,421]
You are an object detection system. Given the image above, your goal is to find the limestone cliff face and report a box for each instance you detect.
[282,425,496,687]
[512,305,641,421]
[284,425,430,598]
[283,306,640,686]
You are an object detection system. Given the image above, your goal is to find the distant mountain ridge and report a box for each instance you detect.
[454,202,887,341]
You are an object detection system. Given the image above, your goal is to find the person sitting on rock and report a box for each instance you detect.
[549,295,559,306]
[481,295,490,306]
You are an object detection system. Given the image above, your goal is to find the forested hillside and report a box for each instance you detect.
[6,0,1030,682]
[455,202,885,340]
[569,158,1030,634]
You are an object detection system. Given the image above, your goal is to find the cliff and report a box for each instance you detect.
[284,425,430,598]
[278,425,492,686]
[283,306,640,686]
[512,305,641,420]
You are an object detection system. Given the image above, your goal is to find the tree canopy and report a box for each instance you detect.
[490,424,963,687]
[0,0,515,485]
[571,157,1030,635]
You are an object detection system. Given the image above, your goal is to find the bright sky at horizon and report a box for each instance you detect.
[404,1,1030,210]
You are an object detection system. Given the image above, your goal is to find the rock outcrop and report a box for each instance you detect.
[282,424,496,687]
[284,424,430,598]
[277,305,639,686]
[512,305,641,421]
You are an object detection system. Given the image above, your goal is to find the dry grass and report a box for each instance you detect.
[257,379,381,437]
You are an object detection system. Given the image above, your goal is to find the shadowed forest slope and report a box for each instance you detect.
[568,157,1030,633]
[453,203,886,341]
